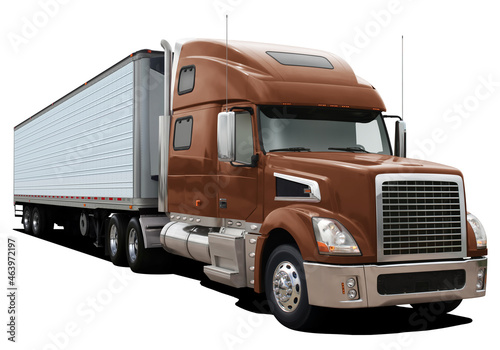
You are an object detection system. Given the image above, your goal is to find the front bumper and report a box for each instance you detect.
[303,257,487,308]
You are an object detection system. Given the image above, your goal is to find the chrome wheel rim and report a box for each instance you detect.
[128,228,138,263]
[23,210,31,229]
[272,260,301,312]
[32,210,40,234]
[109,224,118,256]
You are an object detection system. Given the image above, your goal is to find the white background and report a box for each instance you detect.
[1,0,498,349]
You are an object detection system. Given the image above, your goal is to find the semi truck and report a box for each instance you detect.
[14,38,487,330]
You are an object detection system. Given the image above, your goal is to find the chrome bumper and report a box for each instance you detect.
[303,257,487,309]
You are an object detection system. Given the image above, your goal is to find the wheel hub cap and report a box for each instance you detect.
[80,213,87,236]
[32,212,39,232]
[109,225,118,256]
[128,228,138,263]
[272,261,301,312]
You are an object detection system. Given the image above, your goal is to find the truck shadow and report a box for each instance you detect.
[200,279,473,335]
[14,228,108,261]
[15,228,472,335]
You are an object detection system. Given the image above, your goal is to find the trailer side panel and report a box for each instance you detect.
[14,63,135,199]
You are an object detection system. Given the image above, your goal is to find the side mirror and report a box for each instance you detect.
[395,120,406,157]
[217,111,236,162]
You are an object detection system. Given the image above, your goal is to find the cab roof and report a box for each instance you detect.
[173,39,385,111]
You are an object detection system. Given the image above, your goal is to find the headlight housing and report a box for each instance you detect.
[312,218,361,255]
[467,213,487,249]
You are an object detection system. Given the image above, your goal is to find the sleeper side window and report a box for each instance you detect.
[178,65,195,95]
[173,116,193,150]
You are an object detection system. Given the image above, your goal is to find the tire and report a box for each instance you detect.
[32,206,46,237]
[23,206,32,234]
[411,299,462,315]
[126,217,170,273]
[265,244,320,330]
[107,215,128,266]
[126,217,147,272]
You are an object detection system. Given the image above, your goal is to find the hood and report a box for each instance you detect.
[265,152,463,261]
[267,152,461,177]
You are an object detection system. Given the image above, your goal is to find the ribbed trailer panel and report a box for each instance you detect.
[14,63,135,198]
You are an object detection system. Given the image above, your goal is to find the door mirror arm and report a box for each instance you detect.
[230,154,259,168]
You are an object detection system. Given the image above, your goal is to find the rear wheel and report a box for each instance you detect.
[107,215,128,266]
[265,244,320,330]
[32,206,46,237]
[126,218,144,272]
[126,217,170,273]
[23,206,32,234]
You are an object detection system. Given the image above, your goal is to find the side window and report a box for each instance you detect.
[235,111,254,164]
[173,116,193,150]
[178,65,195,95]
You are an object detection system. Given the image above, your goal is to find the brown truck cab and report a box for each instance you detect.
[160,39,487,329]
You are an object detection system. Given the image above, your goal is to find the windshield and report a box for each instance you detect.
[259,106,391,155]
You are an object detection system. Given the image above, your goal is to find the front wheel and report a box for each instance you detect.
[265,244,320,330]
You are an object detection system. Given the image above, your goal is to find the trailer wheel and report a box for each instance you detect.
[265,244,319,330]
[107,215,128,266]
[32,206,46,237]
[23,206,33,234]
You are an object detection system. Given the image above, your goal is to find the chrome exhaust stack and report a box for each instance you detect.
[158,39,172,213]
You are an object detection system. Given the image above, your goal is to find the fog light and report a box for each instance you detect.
[347,289,357,299]
[346,278,356,288]
[476,280,483,290]
[476,269,486,290]
[476,268,486,290]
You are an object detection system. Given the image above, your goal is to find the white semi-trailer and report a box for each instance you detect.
[14,49,170,269]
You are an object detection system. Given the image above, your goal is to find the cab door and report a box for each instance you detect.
[217,109,260,221]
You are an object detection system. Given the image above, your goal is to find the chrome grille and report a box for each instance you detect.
[376,174,466,262]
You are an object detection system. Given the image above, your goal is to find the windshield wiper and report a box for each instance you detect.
[269,147,311,152]
[328,146,370,153]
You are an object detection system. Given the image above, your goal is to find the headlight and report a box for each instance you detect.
[312,218,361,255]
[467,213,487,249]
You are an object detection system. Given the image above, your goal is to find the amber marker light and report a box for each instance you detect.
[317,241,329,253]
